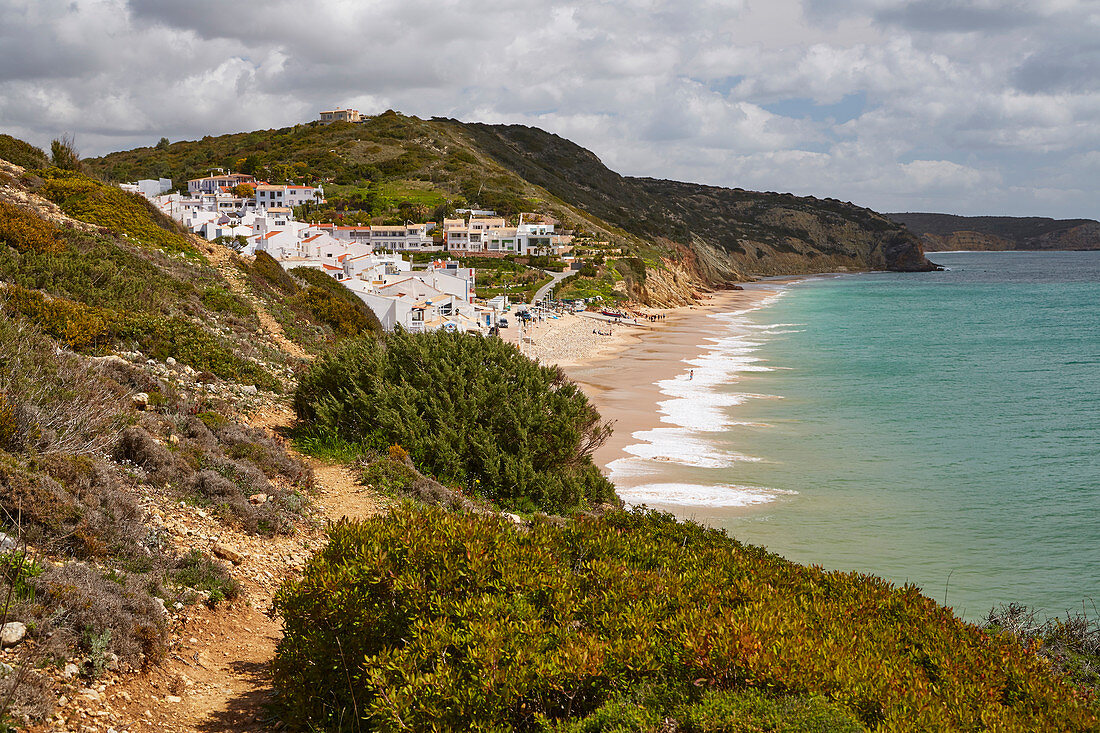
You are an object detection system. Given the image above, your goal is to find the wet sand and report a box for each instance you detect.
[532,286,789,474]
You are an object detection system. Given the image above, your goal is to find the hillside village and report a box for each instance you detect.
[123,160,578,335]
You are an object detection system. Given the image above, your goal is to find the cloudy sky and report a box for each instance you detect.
[1,0,1097,218]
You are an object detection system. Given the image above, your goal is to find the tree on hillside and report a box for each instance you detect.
[50,135,81,171]
[155,137,170,150]
[240,154,262,175]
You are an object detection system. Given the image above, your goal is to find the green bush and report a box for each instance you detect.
[0,201,64,254]
[36,168,196,256]
[2,285,279,390]
[293,331,615,513]
[0,551,43,602]
[0,134,47,169]
[287,287,373,338]
[251,251,300,295]
[168,549,239,605]
[272,507,1100,732]
[289,267,383,334]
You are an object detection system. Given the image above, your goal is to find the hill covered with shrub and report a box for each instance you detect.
[83,111,937,303]
[0,141,383,725]
[273,506,1099,732]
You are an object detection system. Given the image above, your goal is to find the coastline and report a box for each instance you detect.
[521,284,796,487]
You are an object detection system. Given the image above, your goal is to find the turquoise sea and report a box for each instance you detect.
[611,251,1100,620]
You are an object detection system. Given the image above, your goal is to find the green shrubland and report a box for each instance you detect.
[273,507,1098,732]
[33,168,197,257]
[289,265,383,336]
[293,330,615,513]
[0,134,48,170]
[1,285,279,390]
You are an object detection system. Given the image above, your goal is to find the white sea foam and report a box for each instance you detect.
[617,482,797,508]
[611,286,796,507]
[622,428,763,468]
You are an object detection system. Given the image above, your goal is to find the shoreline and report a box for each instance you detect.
[521,284,797,483]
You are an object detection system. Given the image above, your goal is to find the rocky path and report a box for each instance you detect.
[48,406,387,732]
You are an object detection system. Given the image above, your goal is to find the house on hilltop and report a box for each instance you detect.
[319,108,361,123]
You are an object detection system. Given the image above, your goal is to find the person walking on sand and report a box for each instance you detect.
[689,369,694,380]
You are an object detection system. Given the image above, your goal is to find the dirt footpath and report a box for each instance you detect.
[45,407,388,733]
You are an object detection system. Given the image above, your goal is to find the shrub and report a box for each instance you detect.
[251,251,299,295]
[272,507,1099,732]
[293,330,615,513]
[168,549,239,605]
[26,561,167,671]
[0,454,152,561]
[290,266,383,334]
[0,551,43,602]
[0,134,47,169]
[0,201,64,254]
[36,168,195,256]
[287,287,373,338]
[1,286,280,391]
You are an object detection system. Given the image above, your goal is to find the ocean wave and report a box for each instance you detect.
[617,482,797,508]
[621,428,763,468]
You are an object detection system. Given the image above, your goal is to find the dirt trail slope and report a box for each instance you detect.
[39,245,381,732]
[46,406,387,733]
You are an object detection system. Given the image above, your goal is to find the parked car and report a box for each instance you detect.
[498,317,509,328]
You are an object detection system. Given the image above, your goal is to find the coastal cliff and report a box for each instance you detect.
[888,212,1100,251]
[455,121,939,276]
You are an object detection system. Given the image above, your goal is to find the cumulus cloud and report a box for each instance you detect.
[0,0,1096,218]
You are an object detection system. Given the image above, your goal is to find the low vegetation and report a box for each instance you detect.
[32,168,197,257]
[0,303,312,722]
[273,506,1099,732]
[293,330,615,513]
[0,135,47,170]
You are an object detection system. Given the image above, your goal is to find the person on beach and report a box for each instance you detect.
[689,369,694,380]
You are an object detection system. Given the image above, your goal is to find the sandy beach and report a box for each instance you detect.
[519,285,790,476]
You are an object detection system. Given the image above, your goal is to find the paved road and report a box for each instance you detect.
[530,269,573,305]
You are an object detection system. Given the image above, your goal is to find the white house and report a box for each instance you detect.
[255,184,324,210]
[120,178,173,199]
[187,173,255,196]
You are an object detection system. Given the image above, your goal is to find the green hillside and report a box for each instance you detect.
[84,111,936,301]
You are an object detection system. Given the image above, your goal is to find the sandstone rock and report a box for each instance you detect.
[248,493,268,505]
[131,392,150,410]
[0,532,18,552]
[0,621,26,647]
[503,513,524,526]
[168,434,180,445]
[165,357,177,367]
[165,695,182,704]
[213,543,244,564]
[63,663,80,679]
[241,384,258,395]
